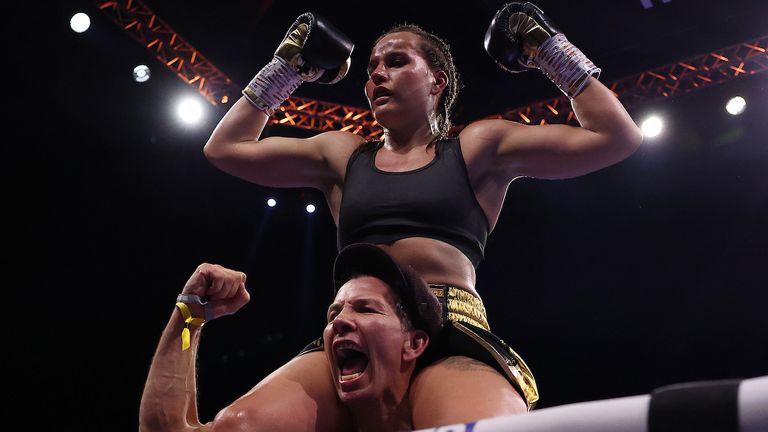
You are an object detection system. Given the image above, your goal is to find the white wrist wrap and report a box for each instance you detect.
[242,56,303,116]
[535,33,601,99]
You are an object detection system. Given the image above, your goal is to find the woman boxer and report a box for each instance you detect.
[202,3,642,430]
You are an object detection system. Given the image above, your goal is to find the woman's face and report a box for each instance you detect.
[365,32,443,128]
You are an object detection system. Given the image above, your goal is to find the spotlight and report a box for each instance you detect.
[176,97,204,124]
[70,12,90,33]
[267,198,276,207]
[725,96,746,116]
[640,116,664,138]
[306,204,316,213]
[133,65,151,83]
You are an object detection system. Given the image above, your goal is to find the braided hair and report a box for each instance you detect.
[373,23,461,140]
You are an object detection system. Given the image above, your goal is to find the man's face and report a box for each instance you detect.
[323,276,417,404]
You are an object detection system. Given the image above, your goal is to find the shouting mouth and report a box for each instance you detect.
[334,340,370,384]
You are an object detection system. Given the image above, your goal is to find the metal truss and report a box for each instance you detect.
[96,0,236,106]
[271,96,382,138]
[494,34,768,126]
[95,0,767,136]
[95,0,380,138]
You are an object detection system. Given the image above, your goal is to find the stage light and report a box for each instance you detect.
[70,12,90,33]
[267,198,276,207]
[306,204,316,213]
[133,65,150,83]
[176,97,204,124]
[726,96,746,115]
[640,116,664,138]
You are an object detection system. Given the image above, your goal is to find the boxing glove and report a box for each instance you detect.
[243,12,354,115]
[484,2,600,98]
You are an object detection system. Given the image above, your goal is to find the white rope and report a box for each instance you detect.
[413,375,768,432]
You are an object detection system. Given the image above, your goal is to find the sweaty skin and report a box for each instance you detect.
[324,276,428,432]
[200,26,642,430]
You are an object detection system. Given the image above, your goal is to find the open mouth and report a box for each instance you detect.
[334,343,369,383]
[372,87,393,103]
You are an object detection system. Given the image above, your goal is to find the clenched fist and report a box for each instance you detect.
[181,263,250,320]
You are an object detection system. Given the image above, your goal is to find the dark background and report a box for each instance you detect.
[18,0,768,429]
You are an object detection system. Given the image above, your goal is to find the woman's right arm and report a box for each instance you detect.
[203,12,357,192]
[204,96,358,191]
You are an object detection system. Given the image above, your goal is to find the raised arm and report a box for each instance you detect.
[203,13,361,191]
[464,2,642,181]
[139,263,249,432]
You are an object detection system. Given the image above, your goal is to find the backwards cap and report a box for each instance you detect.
[333,243,443,338]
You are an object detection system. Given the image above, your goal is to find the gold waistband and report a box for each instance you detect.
[429,285,490,331]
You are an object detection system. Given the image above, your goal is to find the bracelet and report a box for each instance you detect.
[175,302,205,351]
[177,293,207,305]
[177,293,213,321]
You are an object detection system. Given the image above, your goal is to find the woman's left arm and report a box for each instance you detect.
[462,78,643,181]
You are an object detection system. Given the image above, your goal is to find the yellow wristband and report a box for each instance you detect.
[175,302,205,350]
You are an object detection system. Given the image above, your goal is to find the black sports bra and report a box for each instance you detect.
[337,137,489,267]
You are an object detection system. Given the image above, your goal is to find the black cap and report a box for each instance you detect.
[333,243,443,338]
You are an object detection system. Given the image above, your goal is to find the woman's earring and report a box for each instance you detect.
[428,112,440,137]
